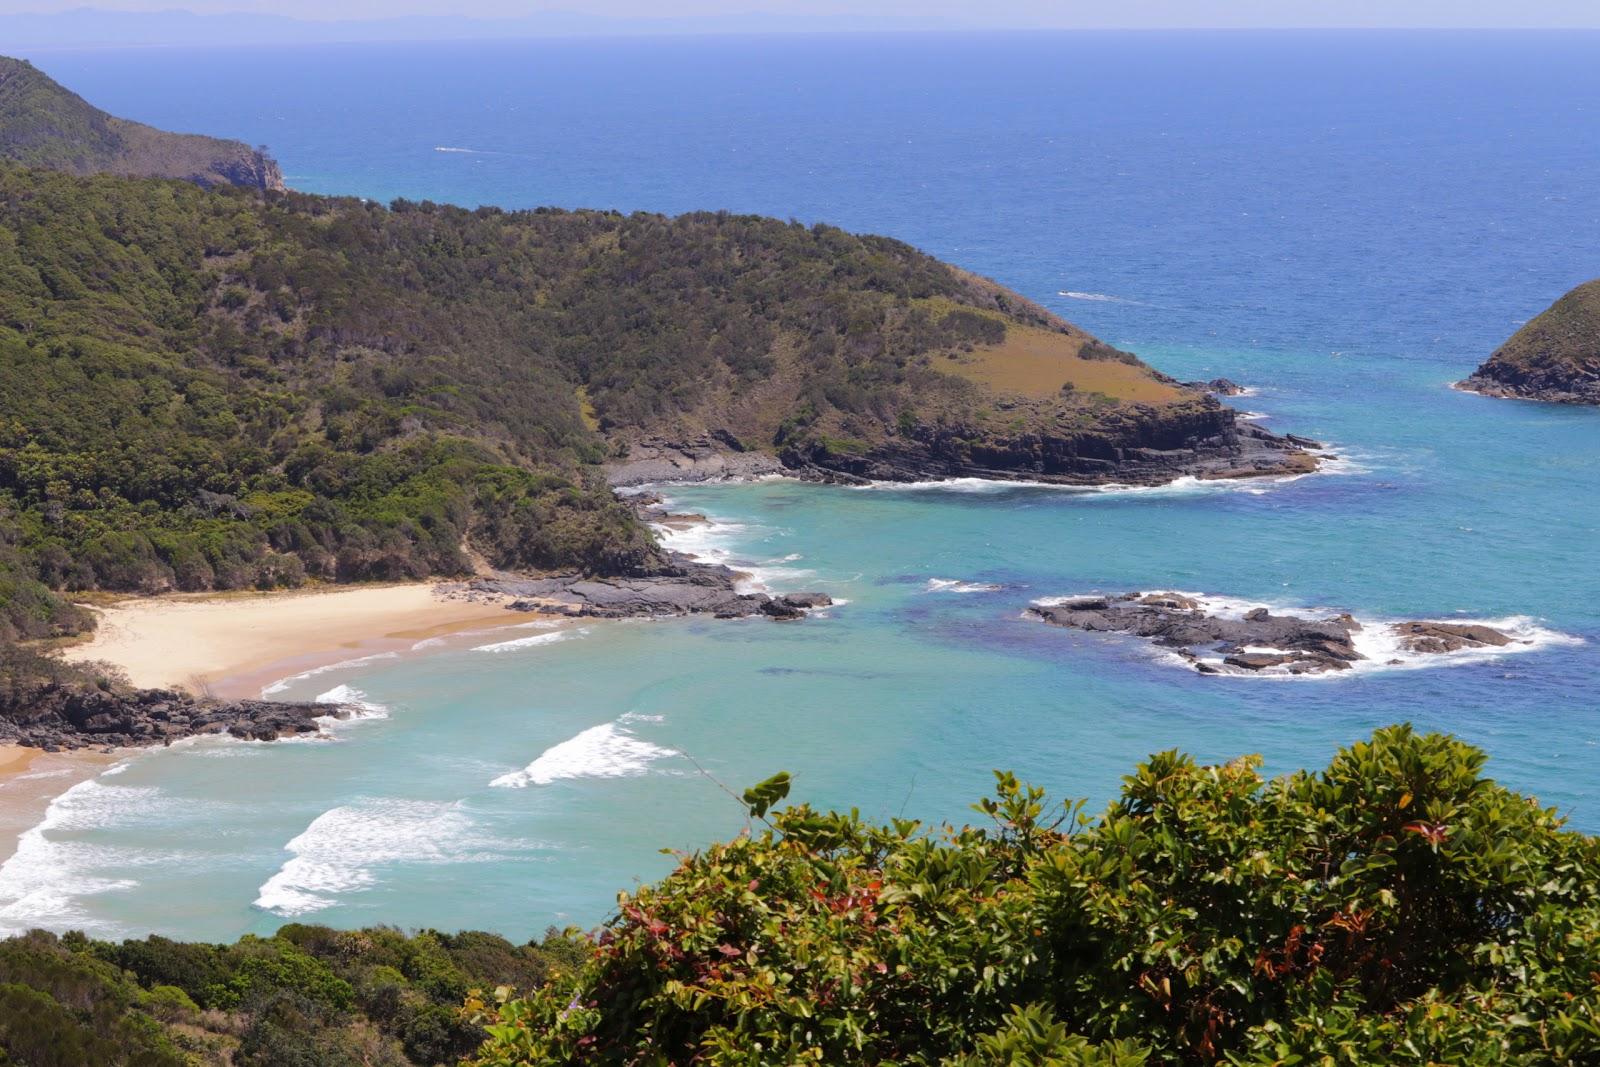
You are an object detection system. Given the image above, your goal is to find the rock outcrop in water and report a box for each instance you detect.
[1026,592,1517,675]
[0,687,345,751]
[1457,280,1600,404]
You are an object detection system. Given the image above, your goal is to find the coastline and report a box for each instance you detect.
[1,583,533,865]
[0,745,118,866]
[61,582,527,700]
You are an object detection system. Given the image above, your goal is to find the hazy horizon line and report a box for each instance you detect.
[4,6,1600,42]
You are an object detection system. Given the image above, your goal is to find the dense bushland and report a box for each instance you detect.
[0,164,1078,646]
[0,922,584,1066]
[470,725,1600,1065]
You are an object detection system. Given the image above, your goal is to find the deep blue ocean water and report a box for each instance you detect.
[1,32,1598,940]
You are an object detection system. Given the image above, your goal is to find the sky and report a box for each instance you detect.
[2,0,1599,27]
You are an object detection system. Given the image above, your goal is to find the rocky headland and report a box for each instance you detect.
[0,687,346,751]
[0,56,284,190]
[609,409,1321,489]
[1457,279,1600,404]
[1027,592,1518,675]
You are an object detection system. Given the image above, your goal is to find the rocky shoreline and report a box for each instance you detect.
[1027,592,1519,675]
[454,556,833,623]
[608,414,1324,490]
[0,688,345,752]
[1456,370,1600,406]
[5,507,834,752]
[1455,279,1600,406]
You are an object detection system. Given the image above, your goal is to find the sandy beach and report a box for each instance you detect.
[62,582,526,700]
[0,584,533,868]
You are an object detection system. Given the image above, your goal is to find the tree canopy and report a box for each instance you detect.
[470,725,1600,1065]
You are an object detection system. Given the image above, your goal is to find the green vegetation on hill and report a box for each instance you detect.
[471,726,1600,1065]
[4,728,1598,1064]
[1460,279,1600,404]
[0,923,584,1066]
[0,56,281,190]
[0,163,1181,647]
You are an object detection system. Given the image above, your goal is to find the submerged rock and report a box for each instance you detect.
[1027,592,1519,676]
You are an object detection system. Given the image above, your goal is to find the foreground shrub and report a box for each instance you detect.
[469,725,1600,1065]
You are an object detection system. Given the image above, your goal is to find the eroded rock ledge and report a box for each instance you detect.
[458,558,832,622]
[0,688,342,751]
[1027,592,1516,675]
[607,409,1322,490]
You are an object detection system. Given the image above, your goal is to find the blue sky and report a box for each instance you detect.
[2,0,1599,27]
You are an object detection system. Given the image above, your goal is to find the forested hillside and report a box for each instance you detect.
[0,922,584,1065]
[0,163,1276,647]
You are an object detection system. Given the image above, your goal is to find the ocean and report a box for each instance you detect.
[1,30,1597,941]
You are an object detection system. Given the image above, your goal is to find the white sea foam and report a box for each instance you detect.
[1059,290,1138,303]
[472,627,587,654]
[9,768,73,782]
[925,578,1003,594]
[1030,590,1581,679]
[260,652,401,697]
[646,512,815,594]
[254,797,506,917]
[650,516,751,565]
[314,683,391,721]
[490,715,677,788]
[0,777,170,935]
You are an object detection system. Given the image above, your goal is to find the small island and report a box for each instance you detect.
[1457,279,1600,404]
[1027,591,1522,675]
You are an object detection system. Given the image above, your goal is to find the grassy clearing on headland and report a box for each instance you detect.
[937,323,1190,405]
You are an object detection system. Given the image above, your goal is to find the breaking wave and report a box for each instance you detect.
[0,772,170,936]
[472,628,587,654]
[314,684,391,721]
[260,652,400,697]
[254,797,511,917]
[490,714,677,788]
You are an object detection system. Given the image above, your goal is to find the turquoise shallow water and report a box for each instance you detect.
[1,31,1598,940]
